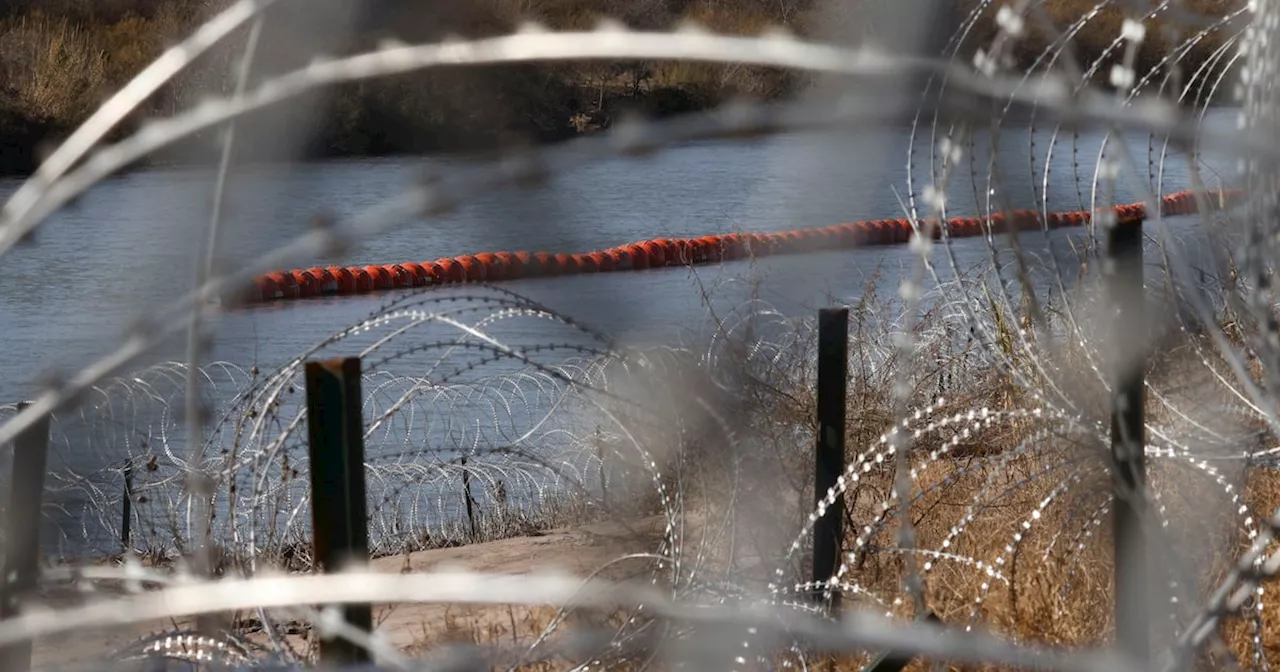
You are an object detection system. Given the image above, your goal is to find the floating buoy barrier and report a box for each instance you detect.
[242,188,1245,304]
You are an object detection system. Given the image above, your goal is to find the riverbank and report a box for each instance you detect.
[0,0,1241,177]
[0,0,803,177]
[32,517,671,668]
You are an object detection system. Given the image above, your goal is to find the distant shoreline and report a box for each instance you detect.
[0,83,744,178]
[0,93,1241,182]
[0,0,1239,179]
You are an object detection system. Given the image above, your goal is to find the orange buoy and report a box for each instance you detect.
[855,222,876,245]
[555,253,581,275]
[436,258,465,283]
[809,227,835,250]
[887,220,908,244]
[863,222,885,245]
[419,261,445,285]
[663,239,685,265]
[624,244,650,270]
[797,229,820,249]
[894,219,915,244]
[350,267,374,293]
[513,252,540,277]
[384,264,413,288]
[695,237,721,262]
[291,270,318,298]
[674,239,691,261]
[241,189,1259,304]
[608,248,632,270]
[265,271,299,299]
[706,235,729,260]
[841,223,867,245]
[494,252,523,280]
[305,267,338,294]
[653,239,679,266]
[326,266,355,294]
[725,234,751,260]
[875,221,895,245]
[529,252,554,276]
[400,262,429,287]
[684,238,706,262]
[475,253,505,281]
[457,255,487,281]
[826,224,852,246]
[537,253,562,276]
[360,265,391,289]
[588,251,612,272]
[637,241,664,267]
[252,276,277,301]
[743,233,769,256]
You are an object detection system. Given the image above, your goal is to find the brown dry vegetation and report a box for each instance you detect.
[0,0,1244,175]
[618,266,1277,669]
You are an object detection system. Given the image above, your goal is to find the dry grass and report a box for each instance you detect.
[956,0,1242,88]
[612,257,1273,670]
[0,0,1244,174]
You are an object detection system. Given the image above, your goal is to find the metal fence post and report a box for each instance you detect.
[460,455,477,539]
[304,357,373,665]
[121,462,133,552]
[0,401,51,672]
[596,430,608,511]
[813,308,848,610]
[1107,218,1147,663]
[861,610,940,672]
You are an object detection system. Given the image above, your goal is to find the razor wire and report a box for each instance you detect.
[3,0,1280,669]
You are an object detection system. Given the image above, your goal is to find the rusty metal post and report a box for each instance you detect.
[304,357,373,665]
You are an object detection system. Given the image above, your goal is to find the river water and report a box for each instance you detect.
[0,111,1241,400]
[0,108,1243,555]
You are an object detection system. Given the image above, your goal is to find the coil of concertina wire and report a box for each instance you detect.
[242,188,1244,303]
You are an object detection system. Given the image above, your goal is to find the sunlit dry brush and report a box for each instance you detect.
[953,0,1243,91]
[826,335,1276,669]
[634,262,1280,670]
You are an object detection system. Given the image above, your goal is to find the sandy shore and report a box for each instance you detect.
[30,516,667,669]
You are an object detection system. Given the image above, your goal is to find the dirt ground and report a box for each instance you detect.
[29,517,668,669]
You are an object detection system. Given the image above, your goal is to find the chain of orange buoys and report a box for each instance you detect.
[242,188,1245,303]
